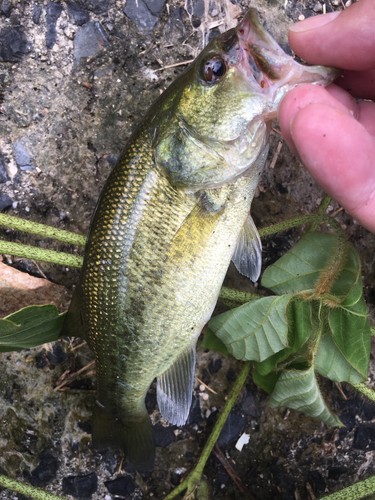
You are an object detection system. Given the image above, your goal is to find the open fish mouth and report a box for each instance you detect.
[233,9,339,118]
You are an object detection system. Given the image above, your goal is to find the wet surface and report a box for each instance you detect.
[1,0,375,499]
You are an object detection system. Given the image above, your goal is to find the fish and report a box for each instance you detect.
[60,9,338,469]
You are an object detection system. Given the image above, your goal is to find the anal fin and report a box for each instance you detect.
[59,282,86,339]
[232,214,262,282]
[157,346,196,426]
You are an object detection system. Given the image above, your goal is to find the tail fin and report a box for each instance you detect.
[92,403,155,471]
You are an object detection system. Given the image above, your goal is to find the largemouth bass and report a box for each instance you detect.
[61,9,337,468]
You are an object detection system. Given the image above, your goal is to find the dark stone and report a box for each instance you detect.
[144,0,165,15]
[327,466,348,480]
[0,28,32,62]
[26,452,59,487]
[338,411,355,438]
[153,424,175,447]
[306,470,326,495]
[1,0,12,17]
[145,390,157,413]
[0,194,13,211]
[73,22,110,65]
[46,343,67,365]
[217,412,245,447]
[124,0,158,31]
[241,392,263,418]
[67,1,90,26]
[170,470,183,486]
[0,152,9,183]
[14,141,34,171]
[186,395,203,424]
[104,154,118,167]
[361,401,375,420]
[104,475,135,497]
[186,0,204,17]
[208,356,222,374]
[46,2,64,49]
[32,5,42,24]
[77,420,92,434]
[35,353,48,369]
[75,0,115,14]
[226,368,237,382]
[62,472,98,498]
[354,425,375,450]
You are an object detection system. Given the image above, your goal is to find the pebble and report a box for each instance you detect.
[62,472,98,498]
[32,4,42,24]
[46,1,64,49]
[241,392,264,418]
[104,475,135,496]
[208,356,222,374]
[353,425,375,450]
[217,412,245,447]
[75,0,115,15]
[14,141,34,171]
[67,1,90,26]
[0,27,32,62]
[124,0,159,31]
[24,452,59,487]
[0,152,9,183]
[0,193,13,211]
[153,424,176,447]
[1,0,12,17]
[306,470,326,495]
[73,21,110,65]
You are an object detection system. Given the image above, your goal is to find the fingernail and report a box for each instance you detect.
[289,11,340,32]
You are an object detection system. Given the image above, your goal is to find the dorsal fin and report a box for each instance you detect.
[232,214,262,282]
[157,346,196,426]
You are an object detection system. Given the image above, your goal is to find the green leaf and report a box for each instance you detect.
[315,331,366,384]
[0,305,65,352]
[254,298,312,375]
[262,232,335,295]
[252,369,280,394]
[200,328,228,356]
[328,304,370,379]
[208,295,293,362]
[268,365,342,427]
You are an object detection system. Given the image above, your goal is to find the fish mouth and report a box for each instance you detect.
[234,9,340,115]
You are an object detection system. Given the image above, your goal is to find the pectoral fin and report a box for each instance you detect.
[232,214,262,282]
[157,346,196,426]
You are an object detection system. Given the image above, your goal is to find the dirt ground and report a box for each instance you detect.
[1,0,375,499]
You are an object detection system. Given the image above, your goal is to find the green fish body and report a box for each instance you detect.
[61,9,337,468]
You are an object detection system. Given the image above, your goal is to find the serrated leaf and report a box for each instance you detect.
[253,369,280,394]
[268,365,342,427]
[200,328,228,356]
[315,331,365,384]
[208,295,293,362]
[328,304,370,379]
[255,298,312,375]
[0,305,65,352]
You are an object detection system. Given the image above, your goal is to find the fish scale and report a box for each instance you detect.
[61,9,338,469]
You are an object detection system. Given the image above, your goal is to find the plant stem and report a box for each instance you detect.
[0,240,84,268]
[219,287,262,304]
[0,214,86,247]
[0,475,68,500]
[162,361,252,500]
[309,195,332,232]
[352,383,375,404]
[320,474,375,499]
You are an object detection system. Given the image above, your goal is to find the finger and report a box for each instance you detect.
[278,84,352,154]
[337,69,375,100]
[288,0,375,71]
[290,104,375,233]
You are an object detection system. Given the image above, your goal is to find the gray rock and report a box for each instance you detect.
[32,5,42,24]
[0,28,32,62]
[0,193,12,211]
[144,0,165,15]
[74,0,115,15]
[46,1,64,49]
[14,141,34,171]
[1,0,12,17]
[124,0,158,31]
[0,152,9,183]
[67,1,90,26]
[186,0,204,18]
[73,21,110,65]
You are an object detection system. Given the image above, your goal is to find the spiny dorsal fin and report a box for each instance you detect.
[231,214,262,282]
[157,346,196,426]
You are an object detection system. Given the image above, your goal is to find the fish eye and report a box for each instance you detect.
[203,56,227,83]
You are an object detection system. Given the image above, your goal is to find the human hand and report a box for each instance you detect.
[278,0,375,233]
